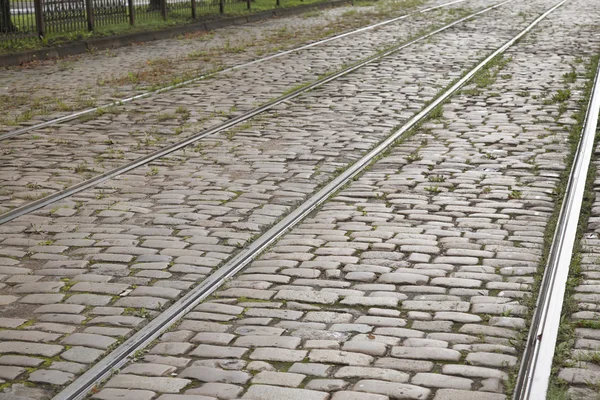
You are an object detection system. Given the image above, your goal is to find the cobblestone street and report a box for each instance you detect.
[0,0,600,399]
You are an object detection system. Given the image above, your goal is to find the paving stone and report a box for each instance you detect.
[19,294,65,304]
[191,332,235,345]
[391,347,461,361]
[247,361,275,372]
[331,392,389,400]
[28,369,74,385]
[252,371,306,387]
[66,294,113,306]
[0,330,61,343]
[342,341,387,356]
[466,352,518,368]
[558,368,600,384]
[442,365,508,380]
[115,296,168,310]
[179,366,251,384]
[186,383,243,399]
[106,375,191,393]
[89,316,145,328]
[61,346,105,364]
[288,363,332,377]
[61,333,117,350]
[13,282,64,293]
[0,296,18,306]
[0,318,27,328]
[241,385,329,400]
[121,363,177,377]
[305,379,348,391]
[50,361,87,374]
[411,373,473,389]
[151,342,194,356]
[353,380,431,399]
[335,366,408,383]
[0,356,44,367]
[71,282,130,295]
[156,395,216,400]
[308,350,373,366]
[190,344,248,359]
[274,290,339,304]
[432,389,506,400]
[250,348,307,362]
[144,356,191,368]
[234,335,300,349]
[0,366,25,380]
[235,326,284,336]
[92,388,156,400]
[374,358,434,372]
[0,341,63,357]
[85,327,132,337]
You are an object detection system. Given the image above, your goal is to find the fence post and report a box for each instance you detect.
[128,0,135,25]
[33,0,45,37]
[85,0,94,31]
[161,0,167,20]
[191,0,196,19]
[219,0,224,14]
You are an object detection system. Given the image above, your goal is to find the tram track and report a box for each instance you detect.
[0,0,473,142]
[50,2,568,399]
[514,50,600,400]
[0,0,513,226]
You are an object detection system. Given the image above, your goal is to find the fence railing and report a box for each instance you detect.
[0,0,304,42]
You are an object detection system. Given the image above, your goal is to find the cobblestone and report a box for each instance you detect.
[1,0,599,398]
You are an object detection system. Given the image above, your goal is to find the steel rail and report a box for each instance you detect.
[513,53,600,400]
[0,0,472,142]
[53,3,565,399]
[0,0,512,226]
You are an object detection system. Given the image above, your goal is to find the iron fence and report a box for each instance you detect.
[1,0,38,39]
[0,0,307,42]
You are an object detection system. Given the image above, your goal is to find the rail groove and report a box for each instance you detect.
[0,0,511,226]
[0,0,470,142]
[514,48,600,400]
[53,2,565,399]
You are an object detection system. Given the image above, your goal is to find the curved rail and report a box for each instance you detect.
[53,2,566,399]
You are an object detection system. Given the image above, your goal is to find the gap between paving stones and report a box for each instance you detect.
[52,3,566,400]
[0,0,474,142]
[0,0,511,224]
